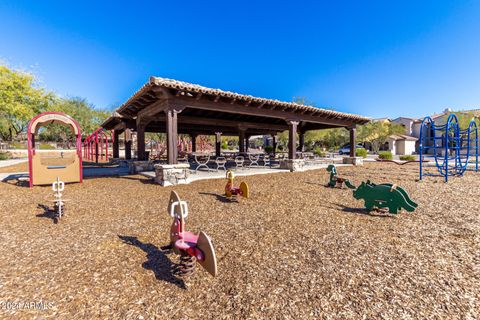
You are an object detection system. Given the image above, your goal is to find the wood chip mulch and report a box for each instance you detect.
[0,163,478,319]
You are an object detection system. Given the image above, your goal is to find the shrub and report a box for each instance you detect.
[264,145,274,153]
[313,147,326,157]
[221,142,229,150]
[0,152,11,160]
[399,155,416,161]
[39,143,55,150]
[378,151,393,160]
[10,141,25,149]
[356,148,367,158]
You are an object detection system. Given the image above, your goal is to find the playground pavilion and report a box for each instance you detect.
[101,77,370,185]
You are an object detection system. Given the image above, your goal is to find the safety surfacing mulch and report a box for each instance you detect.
[0,163,478,319]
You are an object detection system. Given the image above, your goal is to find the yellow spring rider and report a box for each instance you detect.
[224,170,249,200]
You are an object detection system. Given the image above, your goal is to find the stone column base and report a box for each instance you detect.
[129,160,155,174]
[154,163,190,186]
[279,159,305,172]
[342,157,364,166]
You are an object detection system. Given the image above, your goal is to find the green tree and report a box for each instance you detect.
[0,65,53,141]
[0,64,111,146]
[304,128,349,151]
[445,111,479,128]
[38,97,110,147]
[277,97,348,152]
[357,121,404,153]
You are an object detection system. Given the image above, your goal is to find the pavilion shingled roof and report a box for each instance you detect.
[113,76,370,124]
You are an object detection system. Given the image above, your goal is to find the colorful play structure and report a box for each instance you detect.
[419,114,478,182]
[165,191,217,277]
[353,180,418,214]
[27,112,83,187]
[326,164,356,189]
[52,177,67,220]
[83,128,113,163]
[148,135,193,160]
[224,170,249,200]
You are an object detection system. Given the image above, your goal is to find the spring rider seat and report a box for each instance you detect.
[165,191,217,277]
[225,170,249,200]
[326,164,356,189]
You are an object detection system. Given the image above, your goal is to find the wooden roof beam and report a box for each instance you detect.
[137,99,168,120]
[145,122,281,136]
[153,114,289,131]
[172,96,360,127]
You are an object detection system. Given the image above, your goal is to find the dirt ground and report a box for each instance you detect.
[0,163,478,319]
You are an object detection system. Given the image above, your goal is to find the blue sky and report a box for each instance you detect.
[0,1,479,118]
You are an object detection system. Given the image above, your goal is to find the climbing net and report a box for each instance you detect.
[419,114,478,182]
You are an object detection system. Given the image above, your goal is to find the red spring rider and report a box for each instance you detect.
[166,191,217,277]
[225,170,249,200]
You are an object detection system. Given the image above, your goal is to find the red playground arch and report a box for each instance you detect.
[27,112,83,187]
[83,128,113,163]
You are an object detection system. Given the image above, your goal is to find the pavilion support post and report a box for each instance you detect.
[166,108,180,164]
[113,130,120,158]
[343,125,363,165]
[136,124,146,161]
[271,134,277,157]
[215,132,222,157]
[279,120,304,172]
[245,135,251,153]
[125,129,132,160]
[349,126,356,157]
[95,135,99,163]
[153,106,189,186]
[239,129,246,153]
[288,121,298,160]
[299,131,305,153]
[190,133,197,153]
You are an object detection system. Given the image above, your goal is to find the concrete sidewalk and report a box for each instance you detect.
[140,162,352,183]
[0,166,130,183]
[0,158,27,168]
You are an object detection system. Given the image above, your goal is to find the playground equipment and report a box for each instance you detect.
[52,177,67,220]
[165,191,217,277]
[83,128,113,163]
[419,114,478,182]
[27,112,83,187]
[148,135,191,160]
[225,170,249,200]
[353,180,418,214]
[326,164,356,189]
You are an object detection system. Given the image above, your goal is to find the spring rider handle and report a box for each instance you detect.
[52,177,65,193]
[169,201,189,219]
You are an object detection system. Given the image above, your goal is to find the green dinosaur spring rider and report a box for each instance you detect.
[353,180,418,214]
[326,164,356,189]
